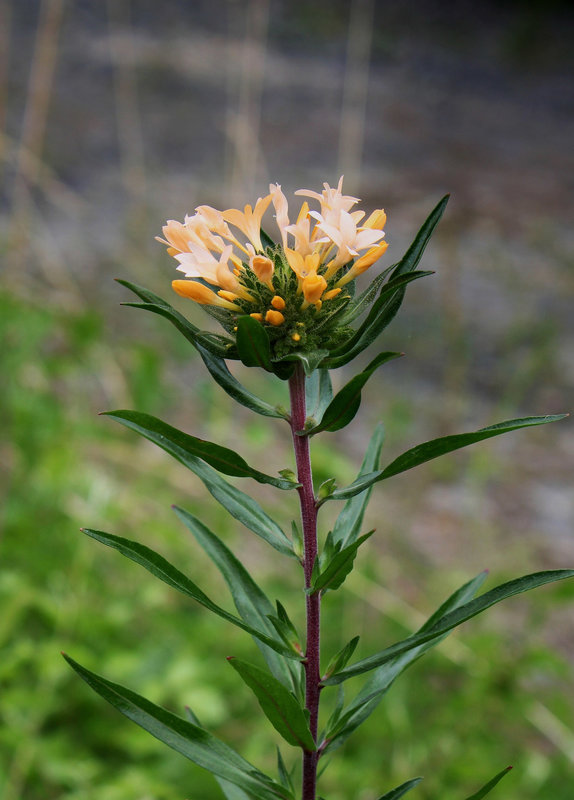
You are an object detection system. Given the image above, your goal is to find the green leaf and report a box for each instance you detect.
[104,409,297,490]
[325,569,574,684]
[393,195,450,278]
[324,272,431,368]
[236,316,273,371]
[173,507,301,691]
[306,353,401,434]
[323,637,360,681]
[322,572,489,752]
[63,655,290,800]
[117,280,236,359]
[463,766,513,800]
[330,415,568,501]
[331,424,385,548]
[275,349,330,377]
[156,454,291,555]
[228,658,316,751]
[276,748,295,795]
[304,369,333,429]
[81,528,297,660]
[194,339,287,419]
[336,264,397,326]
[376,777,423,800]
[312,532,374,594]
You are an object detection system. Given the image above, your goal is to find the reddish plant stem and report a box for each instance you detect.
[289,365,321,800]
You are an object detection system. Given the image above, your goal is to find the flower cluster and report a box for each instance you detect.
[157,177,387,356]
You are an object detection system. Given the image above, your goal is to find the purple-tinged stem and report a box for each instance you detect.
[289,365,320,800]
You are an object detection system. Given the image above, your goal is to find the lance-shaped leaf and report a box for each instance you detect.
[323,572,489,753]
[323,637,360,681]
[118,281,285,419]
[276,748,296,796]
[324,569,574,684]
[228,658,316,751]
[117,279,236,359]
[104,410,297,490]
[306,353,402,435]
[336,263,397,327]
[330,415,569,501]
[328,572,489,747]
[194,340,287,419]
[331,424,385,549]
[312,532,374,594]
[324,271,432,368]
[304,369,333,429]
[81,528,298,660]
[463,766,513,800]
[236,315,273,371]
[174,507,301,691]
[64,655,290,800]
[376,777,423,800]
[392,195,450,278]
[325,196,449,368]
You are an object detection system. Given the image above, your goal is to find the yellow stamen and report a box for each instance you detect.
[292,333,301,342]
[265,309,285,326]
[271,295,286,310]
[172,280,241,310]
[323,287,342,301]
[250,312,263,321]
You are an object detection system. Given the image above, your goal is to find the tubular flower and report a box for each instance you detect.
[158,176,388,358]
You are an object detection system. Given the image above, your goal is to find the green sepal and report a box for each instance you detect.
[227,658,316,751]
[322,637,360,681]
[173,507,302,690]
[331,424,384,548]
[236,315,273,371]
[81,528,298,661]
[116,279,237,359]
[63,655,291,800]
[305,352,402,435]
[304,369,333,429]
[463,766,513,799]
[312,531,374,594]
[103,409,298,491]
[274,349,330,377]
[323,572,489,753]
[325,569,574,684]
[376,777,423,800]
[323,271,432,368]
[330,415,569,502]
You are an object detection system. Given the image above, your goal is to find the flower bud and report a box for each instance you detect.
[251,255,274,286]
[302,274,327,305]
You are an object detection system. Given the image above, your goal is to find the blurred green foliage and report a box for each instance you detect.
[1,287,573,800]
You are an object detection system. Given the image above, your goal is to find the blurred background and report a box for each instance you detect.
[1,1,574,798]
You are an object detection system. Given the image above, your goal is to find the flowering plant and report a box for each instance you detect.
[64,179,572,800]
